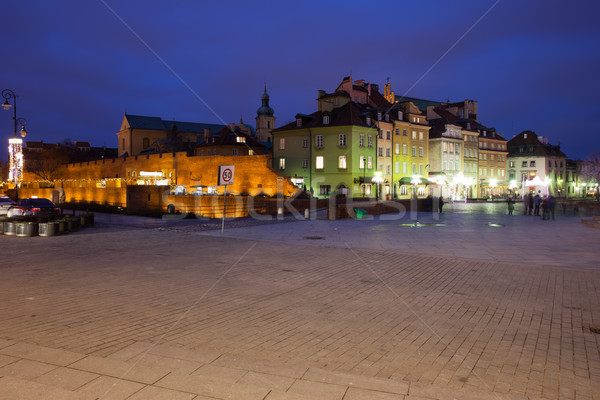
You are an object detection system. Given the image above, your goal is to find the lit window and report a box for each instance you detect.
[249,149,254,155]
[395,161,400,173]
[368,156,373,169]
[412,131,417,140]
[402,162,407,174]
[279,158,285,170]
[368,136,373,148]
[403,144,407,155]
[379,147,383,157]
[359,135,365,147]
[279,138,285,150]
[419,131,423,141]
[395,143,400,155]
[412,163,416,174]
[236,136,246,143]
[323,116,329,125]
[316,156,324,169]
[338,155,347,168]
[419,147,423,158]
[360,156,365,169]
[412,146,416,157]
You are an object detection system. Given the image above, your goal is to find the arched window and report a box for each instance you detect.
[267,121,271,129]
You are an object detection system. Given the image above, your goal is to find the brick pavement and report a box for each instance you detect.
[0,213,599,399]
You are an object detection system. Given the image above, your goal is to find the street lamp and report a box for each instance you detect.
[2,89,28,202]
[372,171,384,201]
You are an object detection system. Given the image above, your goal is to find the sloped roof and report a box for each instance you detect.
[272,102,374,132]
[507,131,566,157]
[123,114,225,134]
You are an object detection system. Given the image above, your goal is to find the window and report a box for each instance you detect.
[339,134,346,146]
[386,165,391,175]
[302,139,308,148]
[236,136,246,143]
[338,155,347,168]
[279,138,285,150]
[548,160,552,167]
[443,142,447,152]
[279,158,285,170]
[395,143,400,154]
[412,131,417,140]
[316,135,323,148]
[530,161,536,167]
[395,128,400,135]
[366,117,371,126]
[419,131,423,141]
[368,135,373,148]
[378,130,383,139]
[386,130,391,140]
[296,118,302,127]
[316,156,324,169]
[412,146,417,157]
[377,112,382,121]
[402,144,408,155]
[419,147,423,158]
[319,185,331,196]
[400,186,408,195]
[359,134,365,147]
[403,128,407,136]
[378,147,383,157]
[395,161,400,174]
[509,161,515,168]
[360,156,365,169]
[323,115,329,125]
[142,138,150,148]
[367,156,373,169]
[122,138,125,150]
[483,154,487,160]
[419,164,423,175]
[412,163,416,174]
[490,169,494,177]
[402,162,407,174]
[490,154,494,161]
[232,149,238,156]
[302,159,308,168]
[386,148,391,157]
[522,161,528,167]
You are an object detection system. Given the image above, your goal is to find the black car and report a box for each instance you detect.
[7,198,61,218]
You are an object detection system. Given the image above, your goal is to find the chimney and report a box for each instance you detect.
[204,128,211,138]
[229,123,235,131]
[318,90,326,98]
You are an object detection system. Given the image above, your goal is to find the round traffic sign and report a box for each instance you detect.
[222,168,233,183]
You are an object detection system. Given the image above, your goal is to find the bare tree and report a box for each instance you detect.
[26,148,69,181]
[580,151,600,201]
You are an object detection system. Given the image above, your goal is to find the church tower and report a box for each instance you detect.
[255,84,276,143]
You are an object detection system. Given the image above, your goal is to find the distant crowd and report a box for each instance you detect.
[506,191,557,220]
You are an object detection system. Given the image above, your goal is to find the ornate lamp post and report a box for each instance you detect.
[371,171,384,201]
[2,89,28,201]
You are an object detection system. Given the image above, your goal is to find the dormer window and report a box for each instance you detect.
[296,118,302,127]
[236,136,246,143]
[385,114,389,122]
[323,115,329,125]
[366,117,371,126]
[398,111,403,120]
[377,112,382,121]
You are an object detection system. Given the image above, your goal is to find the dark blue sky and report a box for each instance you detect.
[2,0,599,162]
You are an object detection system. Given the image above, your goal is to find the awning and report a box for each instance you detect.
[398,177,432,185]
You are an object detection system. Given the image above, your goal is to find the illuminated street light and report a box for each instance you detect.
[2,89,28,201]
[371,171,384,201]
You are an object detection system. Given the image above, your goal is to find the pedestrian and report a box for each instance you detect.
[548,195,556,220]
[507,197,514,215]
[439,196,444,213]
[528,193,534,215]
[541,195,549,220]
[533,192,541,216]
[523,194,529,215]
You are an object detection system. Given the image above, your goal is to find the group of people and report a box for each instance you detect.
[515,191,556,220]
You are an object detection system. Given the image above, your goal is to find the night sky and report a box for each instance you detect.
[2,1,599,163]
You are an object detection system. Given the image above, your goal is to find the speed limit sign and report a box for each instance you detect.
[218,165,235,186]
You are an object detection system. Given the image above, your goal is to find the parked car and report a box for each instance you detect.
[0,196,14,216]
[6,198,61,218]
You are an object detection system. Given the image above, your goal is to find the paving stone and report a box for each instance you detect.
[0,342,85,366]
[0,375,81,400]
[155,371,270,399]
[34,366,99,391]
[75,375,146,400]
[287,379,347,400]
[69,356,169,384]
[344,386,405,399]
[237,370,296,391]
[303,367,409,395]
[0,358,58,380]
[127,385,196,399]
